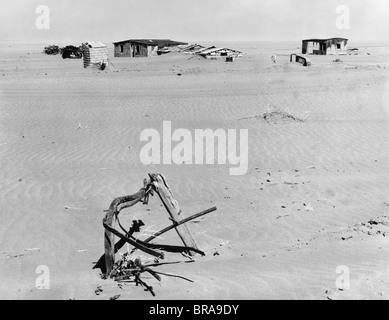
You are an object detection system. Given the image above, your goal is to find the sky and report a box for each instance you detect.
[0,0,388,44]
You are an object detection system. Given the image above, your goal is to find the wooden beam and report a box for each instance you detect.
[149,173,200,256]
[143,206,217,244]
[103,189,146,277]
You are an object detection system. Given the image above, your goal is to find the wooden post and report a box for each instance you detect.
[94,221,145,273]
[149,173,200,256]
[103,189,147,277]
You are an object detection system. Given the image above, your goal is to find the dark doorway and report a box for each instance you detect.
[319,42,327,55]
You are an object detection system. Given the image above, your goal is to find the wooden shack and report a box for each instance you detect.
[82,41,109,68]
[302,38,348,55]
[113,39,188,58]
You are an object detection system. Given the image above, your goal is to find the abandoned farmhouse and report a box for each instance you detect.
[302,38,348,55]
[113,39,188,57]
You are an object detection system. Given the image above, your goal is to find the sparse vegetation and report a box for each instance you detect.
[43,45,83,59]
[238,105,308,123]
[43,45,60,55]
[263,105,307,123]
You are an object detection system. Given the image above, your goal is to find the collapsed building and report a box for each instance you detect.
[179,44,206,54]
[197,47,243,59]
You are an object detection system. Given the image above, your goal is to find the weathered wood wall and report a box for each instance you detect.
[83,44,109,68]
[114,42,159,57]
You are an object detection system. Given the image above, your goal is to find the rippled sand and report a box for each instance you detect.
[0,42,388,299]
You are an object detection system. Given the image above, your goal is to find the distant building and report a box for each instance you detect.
[197,47,243,59]
[113,39,188,57]
[302,38,348,55]
[82,41,109,68]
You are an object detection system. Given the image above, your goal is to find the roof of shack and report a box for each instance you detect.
[83,41,107,48]
[199,47,242,55]
[192,46,216,54]
[113,39,188,46]
[302,38,348,43]
[180,44,205,52]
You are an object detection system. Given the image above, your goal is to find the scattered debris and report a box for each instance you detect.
[112,254,194,297]
[95,286,103,295]
[303,203,314,211]
[276,214,290,220]
[325,290,334,300]
[368,215,389,226]
[343,215,389,239]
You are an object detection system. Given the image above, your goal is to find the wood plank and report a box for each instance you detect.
[103,189,146,277]
[143,206,216,244]
[149,173,200,256]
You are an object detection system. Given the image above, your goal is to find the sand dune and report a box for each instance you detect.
[0,42,388,300]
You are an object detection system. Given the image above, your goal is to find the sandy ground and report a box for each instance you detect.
[0,42,389,300]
